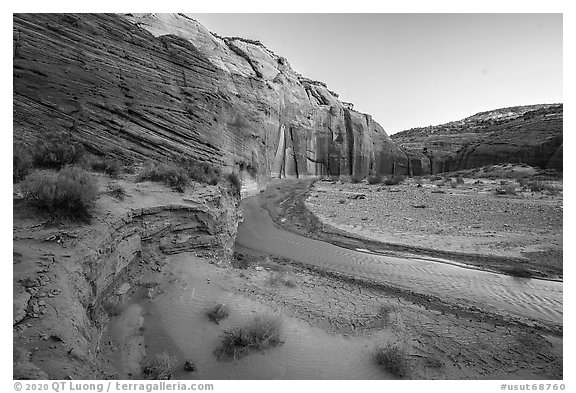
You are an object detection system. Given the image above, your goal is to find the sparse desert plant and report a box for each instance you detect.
[349,175,364,184]
[225,172,241,196]
[378,304,396,326]
[367,174,383,185]
[31,132,85,169]
[527,180,547,192]
[180,157,222,185]
[231,253,254,269]
[107,183,127,200]
[21,166,98,222]
[13,145,32,183]
[267,271,297,287]
[504,265,533,278]
[374,344,409,377]
[495,185,517,195]
[455,176,464,184]
[137,162,189,192]
[384,176,404,186]
[207,304,230,324]
[143,352,178,380]
[91,157,122,178]
[214,315,282,361]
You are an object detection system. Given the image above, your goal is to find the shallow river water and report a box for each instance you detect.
[236,190,563,325]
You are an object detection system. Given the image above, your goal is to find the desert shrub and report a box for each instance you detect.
[137,163,189,192]
[367,174,383,185]
[517,177,529,188]
[143,352,178,380]
[504,265,533,278]
[378,305,396,326]
[107,184,127,200]
[215,315,282,361]
[225,173,241,196]
[21,166,98,221]
[207,304,230,324]
[414,176,424,186]
[91,157,122,178]
[31,132,85,169]
[239,161,258,177]
[527,181,546,192]
[267,271,297,288]
[349,175,364,184]
[495,185,517,195]
[13,146,32,183]
[374,344,409,377]
[231,253,253,269]
[455,176,464,184]
[180,157,222,185]
[383,176,404,186]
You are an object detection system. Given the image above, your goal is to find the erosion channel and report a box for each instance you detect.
[109,180,563,380]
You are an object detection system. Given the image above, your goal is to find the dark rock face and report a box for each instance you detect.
[13,13,409,182]
[392,104,563,174]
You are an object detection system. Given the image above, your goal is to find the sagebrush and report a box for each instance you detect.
[21,166,98,221]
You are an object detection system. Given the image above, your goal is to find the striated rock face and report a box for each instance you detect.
[13,186,239,379]
[392,104,563,174]
[13,13,409,183]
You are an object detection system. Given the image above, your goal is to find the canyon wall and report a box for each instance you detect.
[13,13,409,183]
[392,104,563,174]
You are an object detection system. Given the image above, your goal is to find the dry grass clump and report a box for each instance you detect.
[207,304,230,324]
[13,145,32,183]
[31,132,85,169]
[106,183,127,200]
[143,352,178,380]
[91,157,122,178]
[137,162,189,192]
[214,316,282,361]
[374,344,409,377]
[495,184,517,195]
[21,166,98,222]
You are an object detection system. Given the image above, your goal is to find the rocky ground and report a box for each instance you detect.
[303,168,562,280]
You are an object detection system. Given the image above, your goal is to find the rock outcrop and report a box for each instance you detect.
[13,184,239,379]
[13,13,409,184]
[392,104,563,174]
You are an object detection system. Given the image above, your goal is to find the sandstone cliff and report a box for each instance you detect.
[391,104,563,174]
[13,13,409,183]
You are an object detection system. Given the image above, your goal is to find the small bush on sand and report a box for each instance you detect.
[349,175,364,184]
[231,253,254,269]
[22,166,98,222]
[527,180,547,192]
[13,146,32,183]
[455,176,465,184]
[143,352,178,380]
[207,304,230,324]
[383,176,404,186]
[504,265,533,278]
[267,271,297,288]
[367,175,383,185]
[107,184,127,200]
[374,344,409,377]
[215,316,282,361]
[137,163,189,192]
[31,132,85,169]
[495,184,517,195]
[91,157,122,178]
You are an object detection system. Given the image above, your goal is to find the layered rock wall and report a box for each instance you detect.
[13,13,409,185]
[13,187,239,379]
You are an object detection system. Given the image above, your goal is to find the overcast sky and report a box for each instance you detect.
[189,13,562,135]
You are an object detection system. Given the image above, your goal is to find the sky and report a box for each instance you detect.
[189,13,562,135]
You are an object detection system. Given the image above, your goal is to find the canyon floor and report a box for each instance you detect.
[13,169,563,380]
